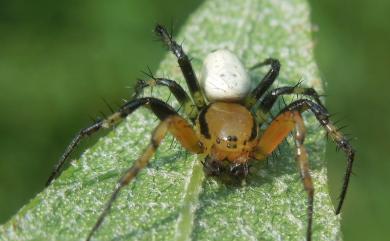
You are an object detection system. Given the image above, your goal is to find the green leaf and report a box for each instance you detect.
[0,0,342,240]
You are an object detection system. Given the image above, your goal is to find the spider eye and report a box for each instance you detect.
[200,49,251,101]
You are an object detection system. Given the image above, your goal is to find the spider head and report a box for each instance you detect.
[199,49,251,102]
[202,156,250,184]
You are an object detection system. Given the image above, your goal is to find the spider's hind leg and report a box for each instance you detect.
[154,24,207,109]
[244,58,280,107]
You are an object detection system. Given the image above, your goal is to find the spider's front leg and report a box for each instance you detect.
[282,99,355,214]
[253,99,355,240]
[253,111,314,241]
[46,97,197,186]
[86,113,203,241]
[293,112,314,241]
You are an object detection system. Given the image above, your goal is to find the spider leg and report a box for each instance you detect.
[86,114,203,241]
[255,86,323,125]
[46,120,104,186]
[46,97,195,186]
[281,99,355,214]
[154,24,207,109]
[254,100,354,240]
[244,58,280,107]
[134,77,198,122]
[253,111,296,160]
[253,111,314,241]
[294,112,314,241]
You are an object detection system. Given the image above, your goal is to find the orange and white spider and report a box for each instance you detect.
[46,24,355,241]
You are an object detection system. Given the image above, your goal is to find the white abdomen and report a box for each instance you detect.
[200,49,251,102]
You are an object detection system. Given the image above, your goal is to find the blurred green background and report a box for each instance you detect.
[0,0,389,240]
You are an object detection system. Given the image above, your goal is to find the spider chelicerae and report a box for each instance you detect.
[46,24,355,241]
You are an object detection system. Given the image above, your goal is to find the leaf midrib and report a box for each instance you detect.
[173,161,204,241]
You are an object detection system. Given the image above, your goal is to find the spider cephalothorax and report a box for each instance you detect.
[46,24,355,241]
[198,101,258,183]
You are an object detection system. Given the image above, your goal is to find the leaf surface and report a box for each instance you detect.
[0,0,341,240]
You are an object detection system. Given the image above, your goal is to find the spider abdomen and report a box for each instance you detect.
[197,102,258,163]
[200,49,251,102]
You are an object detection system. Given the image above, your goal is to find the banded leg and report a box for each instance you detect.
[86,114,203,241]
[253,111,314,241]
[154,24,207,109]
[47,97,181,186]
[134,77,198,122]
[294,112,314,241]
[282,99,355,214]
[244,58,280,107]
[255,86,323,125]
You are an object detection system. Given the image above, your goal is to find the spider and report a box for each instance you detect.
[46,24,355,241]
